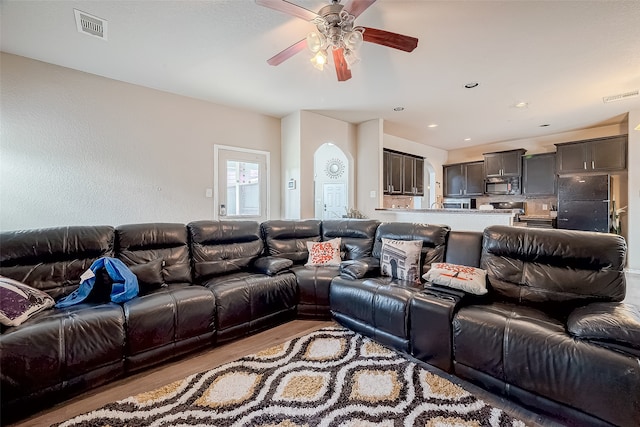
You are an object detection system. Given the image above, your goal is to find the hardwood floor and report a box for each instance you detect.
[8,320,333,427]
[8,319,562,427]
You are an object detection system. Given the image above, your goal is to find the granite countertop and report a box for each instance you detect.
[375,208,520,214]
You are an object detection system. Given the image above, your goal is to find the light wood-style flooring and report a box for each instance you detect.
[7,319,561,427]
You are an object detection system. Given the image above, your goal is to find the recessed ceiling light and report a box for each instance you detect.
[393,107,405,111]
[464,82,479,89]
[635,123,640,131]
[464,138,471,141]
[428,124,438,128]
[514,102,529,108]
[539,124,550,127]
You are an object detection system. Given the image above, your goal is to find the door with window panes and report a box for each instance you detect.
[216,147,268,222]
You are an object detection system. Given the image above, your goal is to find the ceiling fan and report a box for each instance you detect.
[256,0,419,82]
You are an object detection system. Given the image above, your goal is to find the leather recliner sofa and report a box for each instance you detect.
[330,224,639,427]
[1,220,638,427]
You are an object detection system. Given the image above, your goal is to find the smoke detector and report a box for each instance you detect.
[74,9,107,40]
[602,90,638,103]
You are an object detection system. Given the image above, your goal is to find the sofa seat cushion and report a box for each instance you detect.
[291,265,340,319]
[1,303,125,410]
[453,302,640,426]
[330,275,423,352]
[203,272,297,342]
[122,283,215,371]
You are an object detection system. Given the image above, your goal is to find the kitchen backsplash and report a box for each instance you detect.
[383,195,415,209]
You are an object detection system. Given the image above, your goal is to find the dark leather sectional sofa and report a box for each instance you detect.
[1,220,638,426]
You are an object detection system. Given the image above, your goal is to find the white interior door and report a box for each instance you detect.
[322,183,346,219]
[215,146,269,222]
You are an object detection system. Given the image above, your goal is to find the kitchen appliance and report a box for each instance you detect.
[557,175,610,232]
[442,198,476,209]
[485,176,520,195]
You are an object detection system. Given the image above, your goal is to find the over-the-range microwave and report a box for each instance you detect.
[485,176,521,195]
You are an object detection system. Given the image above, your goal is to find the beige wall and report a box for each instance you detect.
[0,53,282,230]
[356,119,384,219]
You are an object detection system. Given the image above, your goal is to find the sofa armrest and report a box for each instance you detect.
[339,257,380,280]
[252,256,293,276]
[567,302,640,357]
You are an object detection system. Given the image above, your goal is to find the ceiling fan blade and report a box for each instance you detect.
[342,0,377,18]
[333,48,352,82]
[267,38,308,66]
[255,0,318,21]
[362,27,418,52]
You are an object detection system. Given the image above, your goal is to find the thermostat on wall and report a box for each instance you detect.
[288,179,296,190]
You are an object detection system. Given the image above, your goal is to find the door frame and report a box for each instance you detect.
[213,144,270,221]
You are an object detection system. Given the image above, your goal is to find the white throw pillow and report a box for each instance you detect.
[380,238,423,283]
[0,276,55,327]
[423,262,488,295]
[305,238,342,266]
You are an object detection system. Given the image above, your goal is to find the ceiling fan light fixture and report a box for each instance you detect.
[310,50,328,70]
[344,29,363,51]
[343,49,359,68]
[306,31,325,53]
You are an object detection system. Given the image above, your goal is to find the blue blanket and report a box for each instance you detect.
[55,257,139,307]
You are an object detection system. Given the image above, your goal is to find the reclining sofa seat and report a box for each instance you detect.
[453,225,638,427]
[330,222,450,352]
[115,223,216,372]
[261,219,380,319]
[188,220,298,343]
[0,226,125,418]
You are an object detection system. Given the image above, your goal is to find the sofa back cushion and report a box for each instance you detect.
[116,223,191,284]
[444,231,483,267]
[321,219,380,260]
[188,220,263,281]
[372,222,450,276]
[0,226,114,300]
[481,225,626,304]
[261,220,322,263]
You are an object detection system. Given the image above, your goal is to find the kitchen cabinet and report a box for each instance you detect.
[383,149,424,195]
[523,153,556,196]
[556,135,627,174]
[403,156,424,196]
[484,149,526,178]
[444,161,484,197]
[383,150,403,194]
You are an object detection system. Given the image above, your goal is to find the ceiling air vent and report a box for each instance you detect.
[602,89,639,103]
[74,9,107,40]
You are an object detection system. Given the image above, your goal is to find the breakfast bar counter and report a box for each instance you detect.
[372,208,520,232]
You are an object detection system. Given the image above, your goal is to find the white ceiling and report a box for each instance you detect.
[2,0,640,150]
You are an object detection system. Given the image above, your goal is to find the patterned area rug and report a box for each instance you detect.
[56,327,526,427]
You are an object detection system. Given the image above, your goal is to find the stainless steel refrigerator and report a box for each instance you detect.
[557,175,610,232]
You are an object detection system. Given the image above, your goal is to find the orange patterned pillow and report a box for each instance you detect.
[305,238,342,266]
[423,262,488,295]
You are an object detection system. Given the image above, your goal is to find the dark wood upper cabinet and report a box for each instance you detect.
[483,149,526,178]
[383,150,403,194]
[523,153,556,196]
[383,149,424,196]
[556,135,627,174]
[444,161,484,197]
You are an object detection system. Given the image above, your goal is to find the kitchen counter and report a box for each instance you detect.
[375,208,521,214]
[372,208,520,232]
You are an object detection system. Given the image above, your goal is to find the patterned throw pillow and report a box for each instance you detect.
[305,238,342,266]
[422,262,488,295]
[380,238,423,283]
[0,276,55,327]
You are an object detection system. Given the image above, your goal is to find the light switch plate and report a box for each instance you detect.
[205,188,213,198]
[370,190,376,198]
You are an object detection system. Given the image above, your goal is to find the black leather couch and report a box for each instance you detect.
[1,221,638,427]
[330,225,639,427]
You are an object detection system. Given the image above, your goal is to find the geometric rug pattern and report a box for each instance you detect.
[55,326,527,427]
